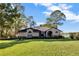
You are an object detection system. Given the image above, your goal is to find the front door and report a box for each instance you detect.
[40,32,45,38]
[47,31,52,37]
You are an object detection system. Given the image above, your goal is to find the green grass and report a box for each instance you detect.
[0,39,79,56]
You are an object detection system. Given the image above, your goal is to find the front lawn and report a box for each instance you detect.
[0,39,79,56]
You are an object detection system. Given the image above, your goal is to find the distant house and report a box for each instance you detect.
[16,27,62,38]
[62,33,70,38]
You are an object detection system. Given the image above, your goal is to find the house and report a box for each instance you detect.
[16,27,62,38]
[62,33,70,38]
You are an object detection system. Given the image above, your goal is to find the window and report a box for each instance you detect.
[28,34,32,36]
[56,31,58,33]
[48,31,52,37]
[28,34,32,38]
[28,31,32,33]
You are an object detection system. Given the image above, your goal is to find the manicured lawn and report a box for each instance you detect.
[0,39,79,56]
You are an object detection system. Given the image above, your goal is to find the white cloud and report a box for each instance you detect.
[36,22,46,26]
[59,4,72,10]
[37,3,79,22]
[47,5,61,11]
[34,3,38,6]
[38,3,52,7]
[33,3,79,22]
[34,3,52,7]
[62,10,78,21]
[43,11,51,16]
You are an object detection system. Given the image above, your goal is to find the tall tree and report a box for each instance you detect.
[0,3,27,38]
[27,16,36,28]
[30,21,36,28]
[47,10,66,28]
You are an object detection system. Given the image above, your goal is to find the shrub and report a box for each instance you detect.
[69,33,79,40]
[70,33,74,39]
[75,33,79,40]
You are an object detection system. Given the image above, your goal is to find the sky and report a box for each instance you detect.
[21,3,79,32]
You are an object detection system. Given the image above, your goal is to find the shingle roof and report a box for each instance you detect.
[18,28,40,32]
[34,27,49,31]
[18,27,62,32]
[34,26,62,32]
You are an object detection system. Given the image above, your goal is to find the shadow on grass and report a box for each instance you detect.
[0,38,79,49]
[0,40,31,49]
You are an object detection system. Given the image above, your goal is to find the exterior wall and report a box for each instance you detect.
[16,32,27,37]
[26,29,33,38]
[46,28,61,37]
[16,29,33,37]
[16,28,61,38]
[62,33,70,38]
[16,29,39,38]
[32,32,39,37]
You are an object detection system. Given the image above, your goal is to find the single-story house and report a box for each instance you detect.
[16,27,62,38]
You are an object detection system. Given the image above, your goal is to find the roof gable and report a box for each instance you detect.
[18,28,40,32]
[34,27,49,31]
[18,27,62,33]
[46,28,62,32]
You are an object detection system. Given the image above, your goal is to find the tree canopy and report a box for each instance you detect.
[0,3,27,38]
[46,10,66,28]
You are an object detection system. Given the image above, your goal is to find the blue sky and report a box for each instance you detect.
[21,3,79,32]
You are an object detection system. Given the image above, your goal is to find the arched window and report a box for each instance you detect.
[56,31,58,33]
[48,31,52,37]
[28,31,32,38]
[28,31,32,33]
